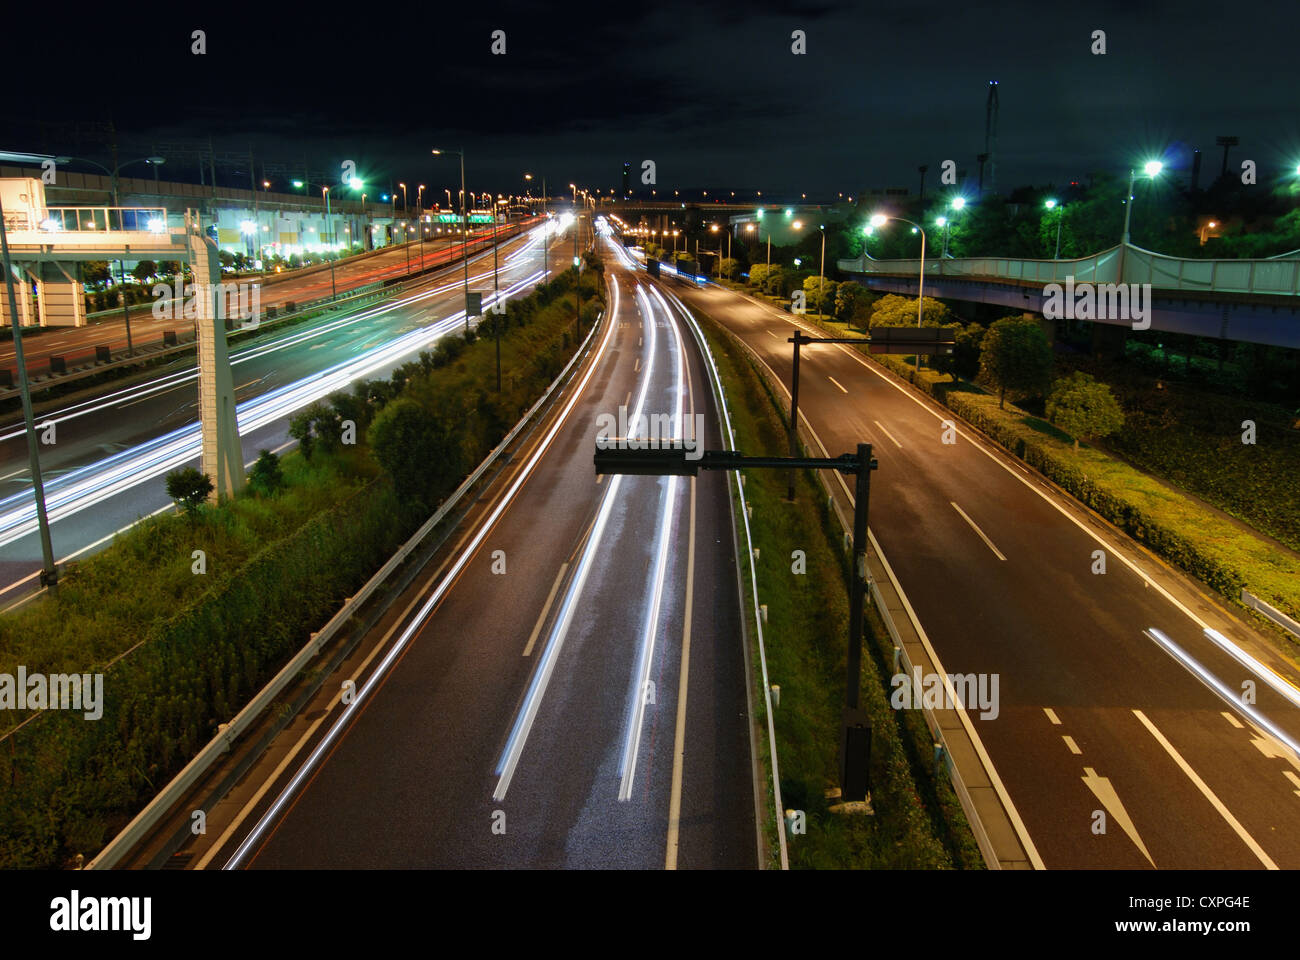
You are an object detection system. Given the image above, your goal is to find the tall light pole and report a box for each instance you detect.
[1122,160,1163,245]
[432,148,472,330]
[1120,160,1163,283]
[1044,199,1064,259]
[0,150,60,591]
[818,224,827,315]
[870,213,927,374]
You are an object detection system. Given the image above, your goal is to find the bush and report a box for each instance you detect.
[164,468,212,521]
[1047,371,1125,452]
[247,450,285,496]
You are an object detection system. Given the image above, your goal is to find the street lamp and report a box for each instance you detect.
[0,149,61,590]
[1044,199,1065,259]
[1122,160,1164,244]
[433,148,472,330]
[870,212,928,373]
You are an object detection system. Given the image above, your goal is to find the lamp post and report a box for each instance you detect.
[1122,160,1164,245]
[1044,199,1064,259]
[870,213,927,374]
[818,224,826,316]
[432,148,472,330]
[0,149,62,591]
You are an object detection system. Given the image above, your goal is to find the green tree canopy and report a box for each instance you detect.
[1047,371,1126,452]
[869,293,951,328]
[978,315,1055,408]
[164,467,213,522]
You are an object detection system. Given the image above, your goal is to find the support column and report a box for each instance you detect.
[35,262,87,327]
[0,265,35,327]
[187,210,244,503]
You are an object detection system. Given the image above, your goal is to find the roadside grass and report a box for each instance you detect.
[808,315,1300,649]
[695,308,982,869]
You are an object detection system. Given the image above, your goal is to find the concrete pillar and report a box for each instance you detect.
[34,262,87,327]
[186,210,244,503]
[0,265,35,326]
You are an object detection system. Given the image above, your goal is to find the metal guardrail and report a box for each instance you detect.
[86,300,606,869]
[1242,589,1300,639]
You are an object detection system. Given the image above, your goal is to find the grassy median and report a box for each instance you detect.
[692,308,983,869]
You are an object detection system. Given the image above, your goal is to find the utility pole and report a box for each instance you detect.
[0,190,58,591]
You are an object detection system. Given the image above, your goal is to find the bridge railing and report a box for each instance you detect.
[841,243,1300,296]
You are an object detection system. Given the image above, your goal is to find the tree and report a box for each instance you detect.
[869,293,951,328]
[131,260,158,283]
[978,315,1055,408]
[834,281,874,328]
[81,261,110,287]
[802,276,838,316]
[165,468,213,522]
[288,402,341,461]
[1047,371,1125,452]
[720,257,740,280]
[747,263,771,288]
[247,449,285,496]
[950,322,986,381]
[928,324,965,381]
[368,398,466,507]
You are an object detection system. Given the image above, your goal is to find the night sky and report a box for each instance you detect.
[6,0,1299,197]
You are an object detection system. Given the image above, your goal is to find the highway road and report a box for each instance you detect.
[0,221,527,377]
[661,273,1300,869]
[175,230,758,869]
[0,221,563,604]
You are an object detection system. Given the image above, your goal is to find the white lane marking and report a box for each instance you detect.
[1081,766,1155,867]
[524,563,569,657]
[1062,735,1082,755]
[1044,708,1062,726]
[493,278,652,801]
[1133,708,1278,869]
[1222,711,1245,729]
[950,501,1007,561]
[634,357,640,372]
[827,375,848,394]
[665,477,696,868]
[872,419,903,449]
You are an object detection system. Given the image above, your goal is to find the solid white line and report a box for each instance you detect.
[523,563,569,657]
[950,501,1007,561]
[1133,708,1278,869]
[872,419,903,449]
[1044,707,1062,726]
[665,477,697,868]
[827,375,848,395]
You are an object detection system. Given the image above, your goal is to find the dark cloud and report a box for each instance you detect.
[4,0,1298,198]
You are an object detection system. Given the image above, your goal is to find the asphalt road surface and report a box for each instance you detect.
[193,233,757,869]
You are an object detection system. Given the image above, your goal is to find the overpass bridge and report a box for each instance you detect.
[838,243,1300,348]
